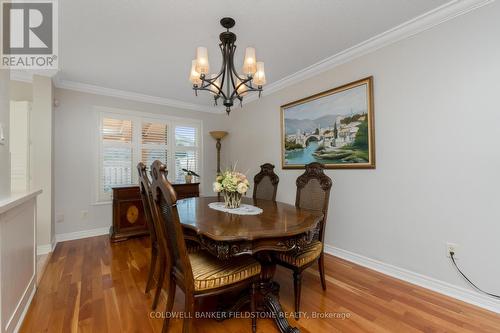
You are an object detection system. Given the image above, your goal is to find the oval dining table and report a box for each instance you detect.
[176,196,324,333]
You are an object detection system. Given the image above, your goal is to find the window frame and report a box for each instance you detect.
[94,106,203,204]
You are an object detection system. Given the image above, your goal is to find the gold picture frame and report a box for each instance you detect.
[281,76,375,169]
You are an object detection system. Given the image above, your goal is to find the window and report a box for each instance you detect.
[97,110,201,202]
[174,126,199,183]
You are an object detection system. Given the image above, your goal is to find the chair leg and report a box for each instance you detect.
[293,271,302,318]
[251,283,257,333]
[152,256,166,310]
[182,293,195,333]
[162,279,176,333]
[145,244,158,293]
[319,252,327,291]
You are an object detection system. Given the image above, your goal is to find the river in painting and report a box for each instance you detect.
[285,141,321,164]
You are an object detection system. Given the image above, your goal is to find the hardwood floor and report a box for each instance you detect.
[21,235,500,332]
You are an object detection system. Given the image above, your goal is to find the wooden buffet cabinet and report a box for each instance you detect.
[110,183,200,242]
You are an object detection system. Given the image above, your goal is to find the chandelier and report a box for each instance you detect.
[189,17,266,115]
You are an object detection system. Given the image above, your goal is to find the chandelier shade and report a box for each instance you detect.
[189,17,266,115]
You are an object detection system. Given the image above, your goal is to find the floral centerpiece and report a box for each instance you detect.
[213,170,249,208]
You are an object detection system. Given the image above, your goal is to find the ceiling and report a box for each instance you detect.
[58,0,451,109]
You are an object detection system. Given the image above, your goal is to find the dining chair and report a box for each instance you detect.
[274,162,332,316]
[137,162,164,310]
[149,160,261,333]
[138,162,201,310]
[253,163,279,201]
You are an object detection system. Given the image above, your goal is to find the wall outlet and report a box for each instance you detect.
[446,242,459,258]
[81,210,88,219]
[56,214,64,223]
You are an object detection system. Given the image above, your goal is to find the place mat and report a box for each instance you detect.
[208,202,263,215]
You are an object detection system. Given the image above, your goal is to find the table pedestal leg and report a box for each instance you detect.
[216,253,300,333]
[258,253,300,333]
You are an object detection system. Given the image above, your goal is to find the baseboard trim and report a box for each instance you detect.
[55,227,109,243]
[324,245,500,314]
[36,243,54,256]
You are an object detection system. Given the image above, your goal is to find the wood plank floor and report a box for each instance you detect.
[21,235,500,332]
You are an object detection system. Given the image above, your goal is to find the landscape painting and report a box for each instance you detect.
[281,77,375,169]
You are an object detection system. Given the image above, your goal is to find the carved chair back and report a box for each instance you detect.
[149,160,195,291]
[295,162,332,242]
[137,162,157,245]
[253,163,280,201]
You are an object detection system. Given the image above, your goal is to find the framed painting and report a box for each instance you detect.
[281,76,375,169]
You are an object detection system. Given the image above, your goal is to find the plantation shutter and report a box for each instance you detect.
[174,125,200,183]
[97,111,202,202]
[141,121,168,170]
[100,117,133,200]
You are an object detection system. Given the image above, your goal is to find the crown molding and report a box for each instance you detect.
[54,78,217,113]
[9,71,218,113]
[244,0,495,103]
[9,0,494,111]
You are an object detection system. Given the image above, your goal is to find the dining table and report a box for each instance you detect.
[176,196,324,333]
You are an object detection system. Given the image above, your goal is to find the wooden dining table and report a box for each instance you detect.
[176,196,324,333]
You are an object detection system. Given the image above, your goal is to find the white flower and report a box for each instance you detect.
[237,182,248,194]
[213,182,223,193]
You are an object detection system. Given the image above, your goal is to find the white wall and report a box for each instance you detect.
[9,80,32,101]
[0,70,10,199]
[32,75,55,249]
[228,3,500,303]
[54,88,230,236]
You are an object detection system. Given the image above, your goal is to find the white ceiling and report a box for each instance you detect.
[58,0,451,108]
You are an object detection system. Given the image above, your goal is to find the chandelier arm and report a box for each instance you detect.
[228,44,239,98]
[229,44,246,82]
[229,85,262,100]
[218,42,229,100]
[225,42,234,101]
[213,43,226,80]
[198,76,226,99]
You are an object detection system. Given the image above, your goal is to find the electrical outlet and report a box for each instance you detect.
[446,242,459,258]
[56,214,64,223]
[81,210,88,219]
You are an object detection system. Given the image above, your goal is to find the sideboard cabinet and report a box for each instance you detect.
[110,183,200,242]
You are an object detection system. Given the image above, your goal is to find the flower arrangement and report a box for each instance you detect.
[213,169,250,208]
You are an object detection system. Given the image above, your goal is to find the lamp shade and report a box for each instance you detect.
[242,47,257,75]
[253,62,266,86]
[195,47,210,74]
[189,60,202,85]
[210,131,228,140]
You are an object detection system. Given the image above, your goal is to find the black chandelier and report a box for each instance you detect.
[189,17,266,115]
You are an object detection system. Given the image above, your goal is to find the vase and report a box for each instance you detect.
[223,191,242,209]
[185,175,193,183]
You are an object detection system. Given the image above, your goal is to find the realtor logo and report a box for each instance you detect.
[1,0,58,69]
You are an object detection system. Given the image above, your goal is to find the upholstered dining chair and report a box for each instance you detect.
[253,163,279,201]
[149,160,261,333]
[137,162,164,310]
[274,162,332,316]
